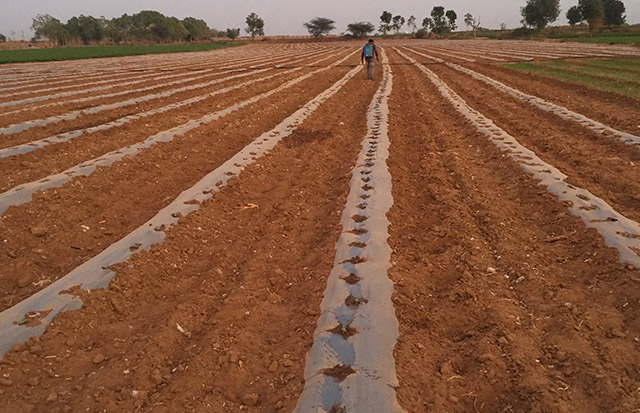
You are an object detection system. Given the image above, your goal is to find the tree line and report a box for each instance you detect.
[29,11,219,46]
[301,6,460,40]
[301,0,628,40]
[521,0,626,30]
[2,2,630,47]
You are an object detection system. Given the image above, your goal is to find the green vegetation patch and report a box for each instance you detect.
[541,60,640,83]
[0,42,242,64]
[504,59,640,100]
[567,34,640,45]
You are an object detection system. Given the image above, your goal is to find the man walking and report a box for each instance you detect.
[361,39,379,80]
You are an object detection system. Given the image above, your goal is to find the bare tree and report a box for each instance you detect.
[464,13,481,37]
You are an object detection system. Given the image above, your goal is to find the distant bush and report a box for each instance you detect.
[510,27,537,38]
[415,28,429,38]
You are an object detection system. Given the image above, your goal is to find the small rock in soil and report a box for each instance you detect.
[486,267,496,274]
[268,293,282,304]
[610,328,626,338]
[30,225,48,237]
[555,350,567,362]
[268,360,278,372]
[477,353,496,363]
[92,354,106,364]
[448,395,459,403]
[46,392,58,402]
[498,336,509,345]
[0,378,14,387]
[283,359,293,367]
[22,403,35,412]
[242,393,260,406]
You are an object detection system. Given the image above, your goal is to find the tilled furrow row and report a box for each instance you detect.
[404,47,640,148]
[0,51,357,214]
[0,48,282,95]
[446,61,640,148]
[0,48,323,117]
[0,57,363,359]
[0,52,345,160]
[295,49,404,413]
[0,49,339,146]
[397,47,640,269]
[0,46,263,88]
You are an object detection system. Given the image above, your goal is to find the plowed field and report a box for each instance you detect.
[1,40,639,413]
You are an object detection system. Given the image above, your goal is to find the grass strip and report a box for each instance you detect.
[504,61,640,100]
[0,42,243,64]
[576,58,640,73]
[537,61,640,84]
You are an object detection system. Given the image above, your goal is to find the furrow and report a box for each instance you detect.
[397,47,640,269]
[445,61,640,148]
[0,61,364,358]
[0,51,346,156]
[0,51,358,214]
[295,49,403,413]
[0,48,322,119]
[0,48,321,110]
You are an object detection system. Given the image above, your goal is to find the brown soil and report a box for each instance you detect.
[0,61,342,191]
[420,58,640,225]
[467,62,640,134]
[0,59,359,311]
[1,41,639,413]
[386,48,640,413]
[0,57,325,151]
[0,49,317,126]
[0,58,379,412]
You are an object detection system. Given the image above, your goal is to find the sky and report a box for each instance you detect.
[1,0,639,39]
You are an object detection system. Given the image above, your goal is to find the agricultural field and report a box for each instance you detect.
[0,39,639,412]
[0,42,240,65]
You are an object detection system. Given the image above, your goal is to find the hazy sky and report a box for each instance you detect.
[1,0,639,39]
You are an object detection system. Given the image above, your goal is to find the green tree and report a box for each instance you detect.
[566,5,583,25]
[379,11,392,35]
[346,21,375,38]
[422,17,434,31]
[520,0,561,30]
[168,17,189,41]
[407,15,417,33]
[245,12,265,38]
[226,28,241,40]
[446,10,458,31]
[303,17,336,38]
[431,6,446,34]
[182,17,211,41]
[0,34,6,42]
[31,14,70,45]
[65,15,103,44]
[579,0,604,31]
[131,10,172,42]
[392,15,406,34]
[602,0,626,26]
[464,13,481,37]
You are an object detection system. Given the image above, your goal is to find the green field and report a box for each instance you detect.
[549,32,640,45]
[464,27,640,45]
[504,58,640,99]
[0,42,242,64]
